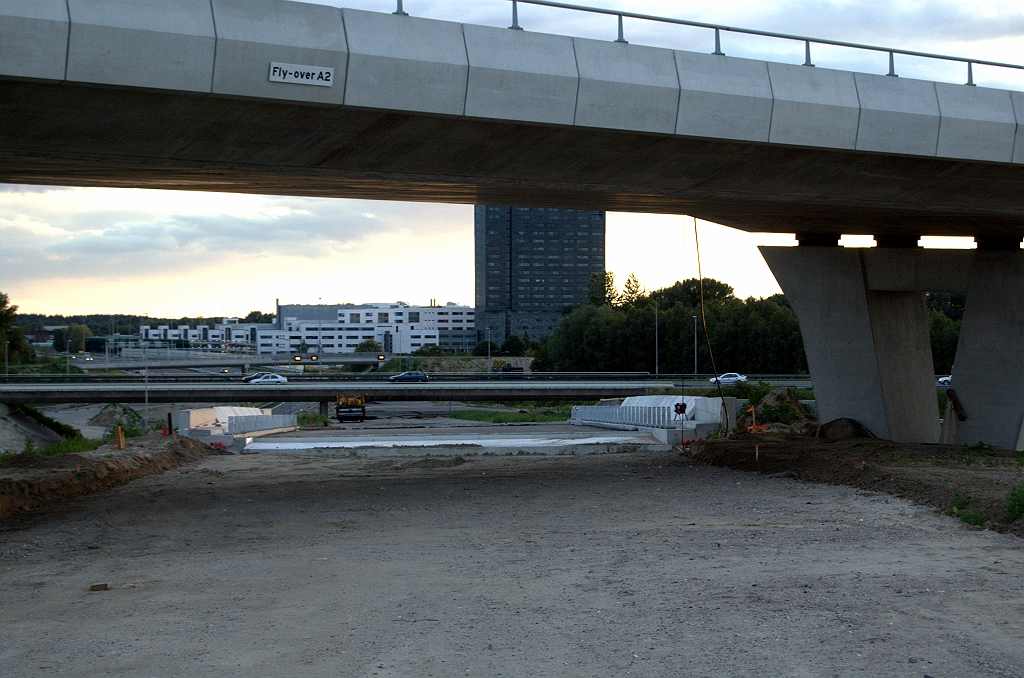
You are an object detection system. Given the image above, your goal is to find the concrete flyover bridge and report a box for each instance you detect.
[1,0,1023,445]
[0,380,657,405]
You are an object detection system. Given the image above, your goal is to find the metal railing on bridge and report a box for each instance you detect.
[392,0,1023,86]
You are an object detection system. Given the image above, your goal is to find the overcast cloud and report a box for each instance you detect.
[1,0,1019,316]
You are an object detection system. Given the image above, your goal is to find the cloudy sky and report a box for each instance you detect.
[1,0,1020,318]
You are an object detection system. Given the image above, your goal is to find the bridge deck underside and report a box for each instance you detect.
[2,80,1022,238]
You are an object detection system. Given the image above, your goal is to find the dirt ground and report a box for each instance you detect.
[2,448,1023,677]
[691,434,1024,537]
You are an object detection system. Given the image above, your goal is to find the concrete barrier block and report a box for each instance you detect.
[211,0,346,104]
[854,73,940,156]
[1011,90,1024,165]
[342,9,467,116]
[66,0,215,92]
[464,25,577,125]
[573,38,677,134]
[767,62,860,149]
[674,51,772,142]
[0,0,68,81]
[935,83,1016,162]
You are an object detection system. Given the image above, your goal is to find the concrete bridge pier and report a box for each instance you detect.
[760,245,940,443]
[763,245,1024,447]
[945,251,1024,449]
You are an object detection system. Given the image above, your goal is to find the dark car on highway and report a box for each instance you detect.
[389,370,429,383]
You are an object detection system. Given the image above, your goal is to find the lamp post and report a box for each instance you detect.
[142,342,149,430]
[654,301,659,376]
[486,327,492,375]
[692,316,699,382]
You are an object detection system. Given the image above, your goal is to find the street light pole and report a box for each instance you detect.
[143,342,149,430]
[487,327,491,375]
[692,316,699,376]
[654,301,658,376]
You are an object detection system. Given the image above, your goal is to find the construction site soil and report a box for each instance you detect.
[2,436,1023,676]
[691,434,1024,538]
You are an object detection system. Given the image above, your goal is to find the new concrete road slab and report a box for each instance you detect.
[244,428,666,456]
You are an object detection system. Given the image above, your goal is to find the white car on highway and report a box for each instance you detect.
[936,375,952,386]
[710,373,748,385]
[247,373,288,384]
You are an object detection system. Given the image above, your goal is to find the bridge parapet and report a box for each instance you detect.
[3,0,1020,165]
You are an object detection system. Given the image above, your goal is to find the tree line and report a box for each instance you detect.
[524,274,962,375]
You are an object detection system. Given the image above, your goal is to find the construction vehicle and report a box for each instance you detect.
[335,395,367,422]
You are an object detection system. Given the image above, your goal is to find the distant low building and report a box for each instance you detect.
[138,300,476,355]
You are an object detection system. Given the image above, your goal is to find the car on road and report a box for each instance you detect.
[247,373,288,384]
[242,372,270,383]
[936,375,952,386]
[389,370,429,383]
[710,373,748,385]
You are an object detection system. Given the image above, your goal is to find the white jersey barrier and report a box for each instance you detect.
[571,396,733,430]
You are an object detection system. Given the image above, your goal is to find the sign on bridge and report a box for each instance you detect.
[268,63,334,87]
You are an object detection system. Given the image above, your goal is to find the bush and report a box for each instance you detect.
[298,412,329,426]
[1005,484,1024,523]
[19,405,81,438]
[943,490,984,526]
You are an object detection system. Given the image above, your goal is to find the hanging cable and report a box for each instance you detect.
[694,217,731,430]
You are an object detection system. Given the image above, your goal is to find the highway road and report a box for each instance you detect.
[0,380,665,405]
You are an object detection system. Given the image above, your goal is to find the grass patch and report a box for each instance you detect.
[38,436,102,456]
[942,490,984,526]
[451,409,569,424]
[1005,484,1024,523]
[298,412,330,426]
[464,400,595,410]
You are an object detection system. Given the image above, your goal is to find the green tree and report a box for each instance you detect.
[620,273,644,306]
[0,292,34,365]
[929,309,960,374]
[356,339,383,353]
[500,334,527,357]
[473,340,499,356]
[52,327,69,353]
[413,344,444,356]
[587,271,618,306]
[242,310,275,324]
[67,324,92,353]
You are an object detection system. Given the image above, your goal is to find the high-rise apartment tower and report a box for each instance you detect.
[475,206,606,342]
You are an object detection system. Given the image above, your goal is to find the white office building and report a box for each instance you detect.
[139,301,477,355]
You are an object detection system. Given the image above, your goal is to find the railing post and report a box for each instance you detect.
[803,40,814,67]
[509,0,522,30]
[394,0,407,16]
[712,27,724,55]
[966,61,975,86]
[615,14,627,43]
[887,51,897,77]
